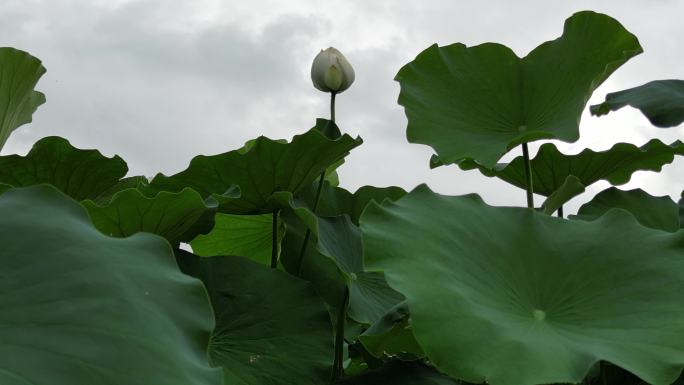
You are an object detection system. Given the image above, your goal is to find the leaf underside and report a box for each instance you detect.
[591,79,684,127]
[0,47,46,150]
[396,11,642,167]
[459,139,684,197]
[573,187,680,232]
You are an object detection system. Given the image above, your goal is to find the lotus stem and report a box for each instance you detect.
[270,210,279,269]
[330,92,336,122]
[330,288,349,383]
[522,143,534,209]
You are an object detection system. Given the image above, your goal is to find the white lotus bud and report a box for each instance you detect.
[311,47,355,93]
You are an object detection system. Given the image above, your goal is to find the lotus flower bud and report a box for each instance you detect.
[311,47,355,93]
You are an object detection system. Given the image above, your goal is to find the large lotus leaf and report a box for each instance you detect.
[0,136,128,201]
[361,184,684,385]
[572,187,680,232]
[147,122,362,214]
[82,187,217,246]
[0,48,46,150]
[190,212,285,265]
[395,11,641,168]
[176,252,334,385]
[336,361,458,385]
[0,185,220,385]
[461,139,684,197]
[591,79,684,127]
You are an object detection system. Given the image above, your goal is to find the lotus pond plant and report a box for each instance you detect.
[0,9,683,385]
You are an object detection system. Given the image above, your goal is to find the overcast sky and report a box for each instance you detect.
[1,0,682,212]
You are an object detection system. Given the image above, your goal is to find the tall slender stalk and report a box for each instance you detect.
[521,142,534,209]
[330,92,336,122]
[270,210,279,269]
[330,288,349,383]
[557,205,564,218]
[296,92,336,275]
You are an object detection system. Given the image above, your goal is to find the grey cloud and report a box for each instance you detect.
[0,0,681,213]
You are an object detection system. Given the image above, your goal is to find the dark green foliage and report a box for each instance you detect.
[573,187,680,232]
[591,79,684,127]
[0,47,46,149]
[147,121,362,214]
[460,139,684,198]
[176,251,334,385]
[0,136,127,201]
[3,9,684,385]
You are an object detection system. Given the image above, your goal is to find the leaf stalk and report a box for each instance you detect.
[270,210,279,269]
[522,142,534,209]
[330,288,349,383]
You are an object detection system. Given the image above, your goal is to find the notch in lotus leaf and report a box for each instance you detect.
[395,11,642,168]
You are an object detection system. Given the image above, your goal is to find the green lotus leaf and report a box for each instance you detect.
[572,187,680,232]
[541,175,585,215]
[299,181,407,225]
[591,79,684,127]
[348,271,406,326]
[0,48,46,150]
[336,361,458,385]
[176,252,334,385]
[0,136,128,201]
[278,193,404,320]
[311,119,345,186]
[362,184,684,385]
[90,175,149,204]
[191,212,285,265]
[396,11,641,167]
[82,187,216,246]
[147,121,362,214]
[0,185,220,385]
[279,207,348,308]
[461,139,684,197]
[313,118,342,140]
[358,301,424,359]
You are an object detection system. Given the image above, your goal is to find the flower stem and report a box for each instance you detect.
[270,210,279,269]
[330,92,336,122]
[521,142,534,209]
[330,288,349,383]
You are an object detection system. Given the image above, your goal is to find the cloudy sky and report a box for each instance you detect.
[1,0,682,212]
